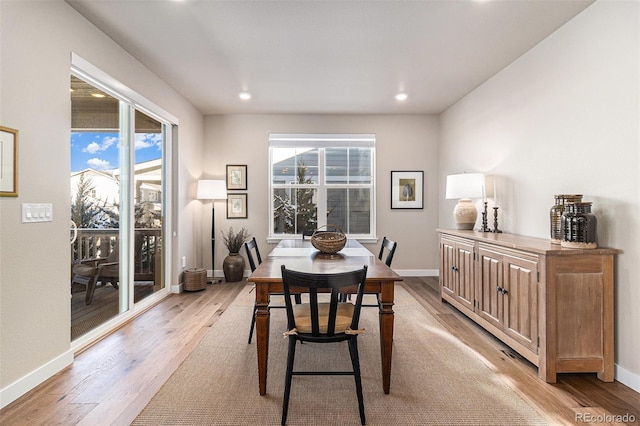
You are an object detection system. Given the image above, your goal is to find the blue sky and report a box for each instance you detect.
[71,132,162,172]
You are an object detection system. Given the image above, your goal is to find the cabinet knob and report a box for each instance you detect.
[496,286,502,293]
[502,288,508,295]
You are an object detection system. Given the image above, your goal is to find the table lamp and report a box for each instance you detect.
[445,173,485,230]
[196,179,227,281]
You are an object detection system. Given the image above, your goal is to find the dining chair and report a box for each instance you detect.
[378,236,397,267]
[340,236,397,304]
[280,265,368,425]
[301,229,314,240]
[362,236,398,307]
[244,237,301,344]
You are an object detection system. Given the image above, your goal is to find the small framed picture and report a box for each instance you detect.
[391,171,424,209]
[0,126,18,197]
[226,164,247,190]
[227,193,248,219]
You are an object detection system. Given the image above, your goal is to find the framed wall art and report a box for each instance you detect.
[226,164,247,190]
[391,170,423,209]
[227,193,248,219]
[0,126,18,197]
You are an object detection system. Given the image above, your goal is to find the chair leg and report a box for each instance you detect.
[294,294,302,304]
[348,338,366,425]
[84,275,99,305]
[281,337,297,425]
[248,302,258,344]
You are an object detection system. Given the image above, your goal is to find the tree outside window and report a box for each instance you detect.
[269,134,375,239]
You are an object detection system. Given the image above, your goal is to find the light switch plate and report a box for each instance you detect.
[22,203,53,223]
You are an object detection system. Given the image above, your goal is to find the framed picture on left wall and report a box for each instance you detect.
[0,126,18,197]
[227,193,248,219]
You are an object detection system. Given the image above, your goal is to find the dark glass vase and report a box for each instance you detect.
[550,194,582,244]
[560,202,597,249]
[223,253,245,282]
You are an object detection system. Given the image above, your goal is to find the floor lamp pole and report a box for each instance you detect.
[197,179,226,284]
[210,204,218,283]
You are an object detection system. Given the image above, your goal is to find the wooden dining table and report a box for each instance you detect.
[247,238,402,395]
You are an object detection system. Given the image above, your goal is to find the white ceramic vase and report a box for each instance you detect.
[453,198,478,230]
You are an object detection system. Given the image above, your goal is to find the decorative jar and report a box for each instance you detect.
[223,253,246,282]
[561,202,597,249]
[453,199,479,230]
[550,194,582,244]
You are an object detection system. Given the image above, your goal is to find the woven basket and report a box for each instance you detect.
[310,225,347,254]
[183,268,206,291]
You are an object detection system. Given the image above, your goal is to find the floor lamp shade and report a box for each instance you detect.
[197,180,227,201]
[446,173,485,230]
[196,180,227,277]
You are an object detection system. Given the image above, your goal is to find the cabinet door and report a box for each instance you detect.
[477,246,503,328]
[440,237,457,298]
[439,236,475,311]
[455,240,475,311]
[502,253,538,352]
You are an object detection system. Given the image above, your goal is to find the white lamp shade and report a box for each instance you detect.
[445,173,485,199]
[196,179,227,200]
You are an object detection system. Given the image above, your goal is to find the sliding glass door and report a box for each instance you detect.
[70,68,170,342]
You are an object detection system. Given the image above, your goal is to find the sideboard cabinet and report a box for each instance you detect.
[438,229,618,383]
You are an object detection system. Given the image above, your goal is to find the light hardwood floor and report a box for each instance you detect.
[1,278,638,425]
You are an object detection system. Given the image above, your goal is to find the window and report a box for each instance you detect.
[269,134,375,239]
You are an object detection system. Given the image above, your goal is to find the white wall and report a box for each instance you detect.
[439,0,639,388]
[202,114,439,276]
[0,1,203,405]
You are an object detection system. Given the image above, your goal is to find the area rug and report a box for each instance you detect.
[133,284,547,425]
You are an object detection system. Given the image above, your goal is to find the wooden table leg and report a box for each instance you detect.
[255,282,270,395]
[378,281,395,394]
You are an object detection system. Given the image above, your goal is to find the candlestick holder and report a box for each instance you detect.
[480,201,491,232]
[492,206,502,233]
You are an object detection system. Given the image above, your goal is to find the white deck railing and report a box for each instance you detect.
[72,228,162,281]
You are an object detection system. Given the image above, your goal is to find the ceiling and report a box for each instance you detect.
[66,0,594,115]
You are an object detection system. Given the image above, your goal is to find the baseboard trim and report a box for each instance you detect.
[615,364,640,393]
[0,349,74,409]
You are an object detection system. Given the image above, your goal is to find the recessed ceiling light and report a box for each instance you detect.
[239,92,252,101]
[395,93,408,101]
[91,93,106,98]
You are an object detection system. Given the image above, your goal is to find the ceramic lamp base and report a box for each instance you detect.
[453,198,478,230]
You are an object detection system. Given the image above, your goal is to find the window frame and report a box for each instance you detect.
[268,134,376,241]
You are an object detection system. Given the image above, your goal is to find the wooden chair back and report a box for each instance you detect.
[378,237,397,267]
[244,237,262,272]
[281,265,368,339]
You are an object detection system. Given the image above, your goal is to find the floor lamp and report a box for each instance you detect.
[196,179,227,282]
